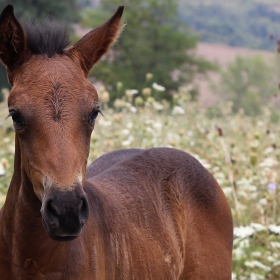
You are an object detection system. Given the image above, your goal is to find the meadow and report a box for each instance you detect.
[0,86,280,279]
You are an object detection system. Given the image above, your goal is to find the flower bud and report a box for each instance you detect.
[135,96,144,107]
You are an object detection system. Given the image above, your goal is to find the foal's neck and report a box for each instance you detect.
[0,136,42,248]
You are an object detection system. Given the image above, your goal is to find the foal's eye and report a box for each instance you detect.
[88,109,100,127]
[9,111,25,130]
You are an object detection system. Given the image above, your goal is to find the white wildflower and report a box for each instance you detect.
[121,129,130,136]
[121,140,131,146]
[121,135,134,147]
[153,102,164,111]
[172,106,185,115]
[114,99,126,109]
[267,256,276,262]
[152,122,162,132]
[251,251,262,257]
[238,239,250,248]
[234,226,254,238]
[0,162,5,176]
[249,272,265,280]
[144,120,153,125]
[3,137,10,143]
[152,82,165,91]
[270,241,280,248]
[264,147,274,154]
[269,224,280,235]
[214,172,226,180]
[125,89,138,97]
[233,247,245,260]
[273,260,280,267]
[127,122,133,129]
[222,187,232,197]
[236,178,257,192]
[8,146,15,154]
[250,223,266,232]
[244,260,271,272]
[198,159,211,169]
[99,119,112,127]
[259,198,268,206]
[167,132,180,143]
[145,127,154,134]
[259,158,278,168]
[238,190,250,198]
[129,106,137,113]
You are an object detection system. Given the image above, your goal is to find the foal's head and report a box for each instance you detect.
[0,5,124,241]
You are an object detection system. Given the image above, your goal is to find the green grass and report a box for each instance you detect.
[1,87,280,278]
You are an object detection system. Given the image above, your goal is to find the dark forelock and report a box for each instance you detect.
[24,20,70,58]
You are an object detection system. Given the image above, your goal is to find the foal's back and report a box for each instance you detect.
[85,147,233,279]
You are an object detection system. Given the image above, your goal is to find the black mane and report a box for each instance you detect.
[24,20,70,58]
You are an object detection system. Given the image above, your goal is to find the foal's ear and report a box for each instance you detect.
[0,5,26,71]
[66,6,124,77]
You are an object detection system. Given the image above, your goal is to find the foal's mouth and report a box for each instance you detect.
[42,219,82,242]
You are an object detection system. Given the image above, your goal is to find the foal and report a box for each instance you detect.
[0,5,233,279]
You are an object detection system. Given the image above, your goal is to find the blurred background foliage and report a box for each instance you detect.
[213,55,279,116]
[0,0,81,21]
[81,0,215,103]
[0,0,280,115]
[179,0,280,51]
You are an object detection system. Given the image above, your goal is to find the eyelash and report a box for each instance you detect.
[88,107,103,126]
[7,111,25,129]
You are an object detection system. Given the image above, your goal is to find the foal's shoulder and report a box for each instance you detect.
[86,147,204,179]
[85,147,221,211]
[86,148,143,179]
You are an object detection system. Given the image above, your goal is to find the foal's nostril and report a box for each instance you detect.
[45,200,60,219]
[79,197,89,224]
[77,199,83,212]
[50,201,61,217]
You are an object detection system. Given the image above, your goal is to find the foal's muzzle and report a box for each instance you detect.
[41,186,89,241]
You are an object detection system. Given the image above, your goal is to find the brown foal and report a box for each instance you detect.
[0,5,233,280]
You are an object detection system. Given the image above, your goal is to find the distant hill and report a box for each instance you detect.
[179,0,280,51]
[78,0,280,51]
[194,42,275,107]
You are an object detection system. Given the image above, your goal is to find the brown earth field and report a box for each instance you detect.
[73,25,276,108]
[195,42,276,107]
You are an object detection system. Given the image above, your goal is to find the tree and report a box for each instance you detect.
[215,55,278,116]
[0,0,81,92]
[81,0,214,103]
[0,0,80,22]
